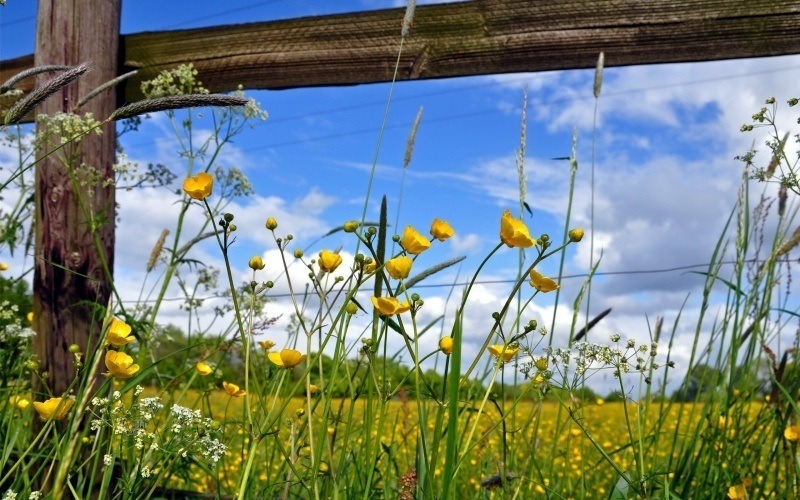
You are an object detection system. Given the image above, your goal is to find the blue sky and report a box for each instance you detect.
[2,1,800,395]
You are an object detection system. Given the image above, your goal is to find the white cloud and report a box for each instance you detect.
[449,232,481,255]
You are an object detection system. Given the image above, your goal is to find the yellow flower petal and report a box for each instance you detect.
[370,296,410,316]
[785,425,800,442]
[529,269,559,292]
[430,219,455,241]
[223,381,246,397]
[248,256,265,270]
[182,172,214,200]
[318,250,343,273]
[371,296,399,316]
[33,397,74,420]
[727,484,747,500]
[385,256,413,279]
[401,226,431,255]
[488,344,519,363]
[439,337,454,355]
[103,350,139,379]
[105,318,134,347]
[500,210,535,248]
[269,349,307,369]
[196,361,213,376]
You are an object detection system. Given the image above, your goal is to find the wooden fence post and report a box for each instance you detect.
[33,0,120,397]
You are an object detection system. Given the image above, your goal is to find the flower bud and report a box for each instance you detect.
[293,249,304,258]
[568,228,584,242]
[68,344,81,354]
[266,217,278,230]
[224,213,234,222]
[439,337,454,355]
[248,256,265,271]
[344,302,358,315]
[265,281,274,288]
[343,221,359,233]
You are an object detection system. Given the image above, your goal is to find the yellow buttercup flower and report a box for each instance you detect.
[596,398,605,406]
[223,381,246,397]
[488,344,519,363]
[33,397,74,421]
[309,384,319,395]
[103,350,140,379]
[439,337,454,355]
[182,172,214,200]
[363,261,377,274]
[385,256,413,279]
[727,484,747,500]
[370,296,411,316]
[500,210,535,248]
[0,263,8,271]
[10,396,30,410]
[268,348,307,369]
[248,256,265,271]
[26,311,34,324]
[784,425,800,441]
[529,269,559,292]
[258,340,275,350]
[401,226,431,255]
[430,219,455,241]
[196,361,213,376]
[318,250,343,273]
[105,318,134,347]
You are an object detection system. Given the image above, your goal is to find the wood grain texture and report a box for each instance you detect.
[2,0,799,119]
[32,0,120,397]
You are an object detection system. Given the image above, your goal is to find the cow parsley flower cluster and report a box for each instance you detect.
[169,404,227,465]
[0,302,34,342]
[521,334,670,392]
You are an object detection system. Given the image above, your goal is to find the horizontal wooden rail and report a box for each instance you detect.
[3,0,800,121]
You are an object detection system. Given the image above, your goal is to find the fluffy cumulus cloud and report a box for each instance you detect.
[435,56,800,395]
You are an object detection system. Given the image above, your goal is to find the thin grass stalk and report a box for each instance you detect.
[584,53,603,347]
[354,27,408,259]
[512,86,528,460]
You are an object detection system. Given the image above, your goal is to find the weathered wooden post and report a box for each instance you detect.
[33,0,120,396]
